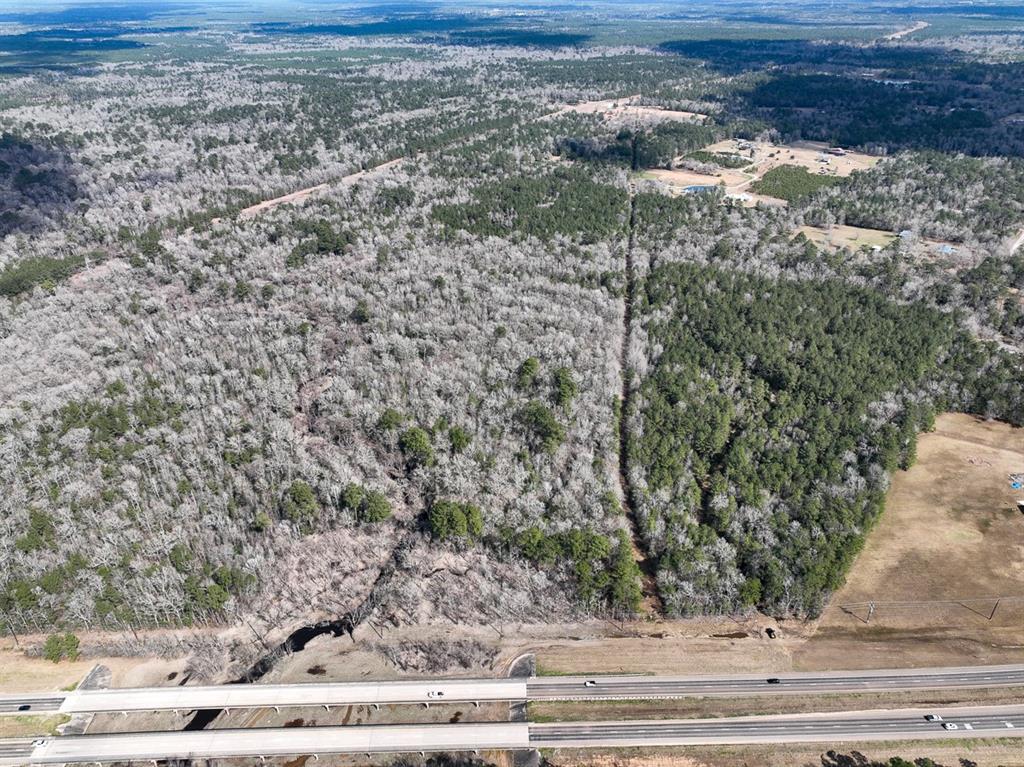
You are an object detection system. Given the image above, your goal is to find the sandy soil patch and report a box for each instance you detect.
[798,413,1024,670]
[644,169,743,189]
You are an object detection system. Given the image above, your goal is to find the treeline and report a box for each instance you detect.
[556,121,715,170]
[804,152,1024,244]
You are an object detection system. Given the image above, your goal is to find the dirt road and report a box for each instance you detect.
[238,158,404,218]
[885,21,929,40]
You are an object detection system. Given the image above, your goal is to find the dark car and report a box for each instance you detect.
[17,704,31,711]
[766,678,781,684]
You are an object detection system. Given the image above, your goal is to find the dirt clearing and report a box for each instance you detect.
[799,413,1024,670]
[703,139,879,179]
[643,139,877,207]
[546,96,707,124]
[798,224,897,251]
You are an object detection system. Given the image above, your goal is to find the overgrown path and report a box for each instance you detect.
[618,182,663,615]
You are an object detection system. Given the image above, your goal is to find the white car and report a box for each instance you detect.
[426,691,444,699]
[31,740,46,747]
[924,714,942,722]
[583,680,597,688]
[942,722,958,730]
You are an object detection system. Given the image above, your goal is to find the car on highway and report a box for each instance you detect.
[18,704,31,711]
[924,714,943,722]
[31,739,46,747]
[426,691,444,699]
[942,722,958,730]
[766,678,781,684]
[584,680,598,687]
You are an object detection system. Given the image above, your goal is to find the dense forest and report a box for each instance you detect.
[629,261,1009,615]
[1,9,1023,642]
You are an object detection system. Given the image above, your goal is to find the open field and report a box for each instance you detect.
[798,224,898,251]
[547,96,708,124]
[703,139,879,179]
[798,414,1024,670]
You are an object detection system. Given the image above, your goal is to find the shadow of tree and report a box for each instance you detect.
[0,132,83,237]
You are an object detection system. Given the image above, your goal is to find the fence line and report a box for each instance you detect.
[829,594,1024,624]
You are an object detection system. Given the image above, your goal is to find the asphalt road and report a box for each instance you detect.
[3,665,1023,718]
[528,664,1024,700]
[4,706,1023,764]
[0,697,63,715]
[0,741,32,764]
[48,679,525,715]
[23,723,531,764]
[530,706,1024,747]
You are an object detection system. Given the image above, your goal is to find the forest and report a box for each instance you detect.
[0,6,1023,642]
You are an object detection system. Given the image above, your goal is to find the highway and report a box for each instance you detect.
[0,697,63,715]
[528,664,1024,700]
[23,723,530,764]
[3,706,1022,764]
[50,678,526,715]
[3,664,1023,717]
[530,706,1024,747]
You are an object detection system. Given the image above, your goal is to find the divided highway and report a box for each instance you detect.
[4,706,1022,764]
[4,664,1022,716]
[528,664,1024,700]
[530,706,1024,747]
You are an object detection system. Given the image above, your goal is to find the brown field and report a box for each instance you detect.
[798,413,1024,670]
[702,138,879,179]
[546,96,707,124]
[798,224,897,251]
[0,715,69,739]
[544,740,1024,767]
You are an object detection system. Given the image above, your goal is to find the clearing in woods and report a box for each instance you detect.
[797,224,897,251]
[545,95,708,124]
[643,139,878,206]
[798,413,1024,669]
